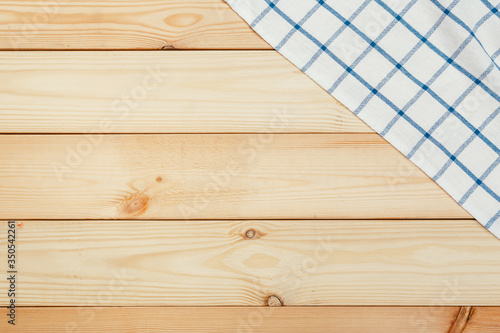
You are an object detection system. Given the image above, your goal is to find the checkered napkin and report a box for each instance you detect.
[226,0,500,238]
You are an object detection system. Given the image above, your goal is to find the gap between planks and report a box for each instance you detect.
[2,2,496,331]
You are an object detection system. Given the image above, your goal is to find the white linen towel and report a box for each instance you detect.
[226,0,500,238]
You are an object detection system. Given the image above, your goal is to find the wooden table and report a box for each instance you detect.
[0,1,499,332]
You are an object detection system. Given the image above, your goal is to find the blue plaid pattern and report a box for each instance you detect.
[226,0,500,238]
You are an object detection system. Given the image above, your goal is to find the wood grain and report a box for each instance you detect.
[1,219,499,306]
[0,51,370,134]
[464,307,500,332]
[0,0,269,50]
[0,306,461,332]
[0,134,468,220]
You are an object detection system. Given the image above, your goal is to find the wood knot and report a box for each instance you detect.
[242,228,264,240]
[156,176,163,183]
[122,193,149,216]
[160,44,175,50]
[245,229,256,239]
[267,295,283,307]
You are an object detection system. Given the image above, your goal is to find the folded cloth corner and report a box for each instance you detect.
[225,0,500,238]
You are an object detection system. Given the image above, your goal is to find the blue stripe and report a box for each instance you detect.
[380,1,467,136]
[327,0,418,93]
[317,0,500,156]
[250,0,280,28]
[325,0,453,98]
[261,0,500,204]
[493,47,500,61]
[459,156,500,205]
[408,68,496,161]
[403,108,500,203]
[430,0,500,71]
[432,103,499,182]
[485,209,500,229]
[479,0,500,18]
[375,0,500,103]
[353,1,453,114]
[275,2,322,51]
[384,8,495,139]
[302,0,372,72]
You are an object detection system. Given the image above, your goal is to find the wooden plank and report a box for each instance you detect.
[464,307,500,332]
[0,51,371,134]
[1,219,499,306]
[0,0,269,50]
[0,306,460,332]
[0,134,467,219]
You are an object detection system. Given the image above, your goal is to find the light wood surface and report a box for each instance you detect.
[0,0,269,50]
[1,219,498,306]
[0,51,370,134]
[0,306,463,332]
[0,134,468,220]
[1,1,499,328]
